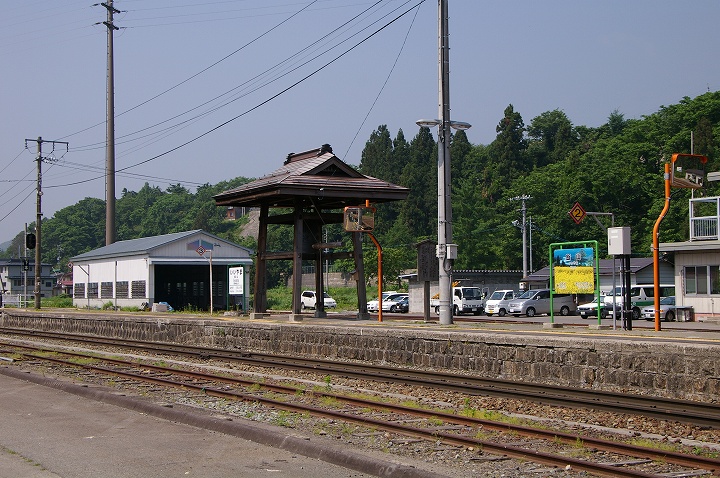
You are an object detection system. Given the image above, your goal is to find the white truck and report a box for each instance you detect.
[430,286,486,316]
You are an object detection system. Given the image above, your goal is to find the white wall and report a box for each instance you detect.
[72,256,149,309]
[673,250,720,317]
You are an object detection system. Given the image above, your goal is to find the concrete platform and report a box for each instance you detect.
[0,370,445,478]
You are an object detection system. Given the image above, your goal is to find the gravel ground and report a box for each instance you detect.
[3,337,720,477]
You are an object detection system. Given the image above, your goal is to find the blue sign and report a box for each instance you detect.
[553,247,594,267]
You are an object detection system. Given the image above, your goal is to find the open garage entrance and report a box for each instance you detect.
[154,264,227,311]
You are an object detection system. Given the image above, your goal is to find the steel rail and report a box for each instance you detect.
[12,343,720,475]
[13,349,699,478]
[2,328,719,428]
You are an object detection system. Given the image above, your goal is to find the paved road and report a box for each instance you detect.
[0,372,442,478]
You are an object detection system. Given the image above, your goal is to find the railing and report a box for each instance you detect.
[691,217,718,240]
[690,196,720,241]
[1,294,34,308]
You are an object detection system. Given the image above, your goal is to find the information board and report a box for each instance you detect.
[228,266,244,295]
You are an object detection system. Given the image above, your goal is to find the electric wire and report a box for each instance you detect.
[65,0,391,153]
[0,1,423,229]
[116,0,425,174]
[58,0,321,142]
[342,2,419,160]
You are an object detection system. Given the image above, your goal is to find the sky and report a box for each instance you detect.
[2,0,720,245]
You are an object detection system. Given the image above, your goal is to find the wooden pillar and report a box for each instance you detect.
[313,221,326,318]
[252,203,269,317]
[353,232,369,320]
[291,204,304,319]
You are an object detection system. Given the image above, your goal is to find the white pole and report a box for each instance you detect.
[209,250,213,314]
[437,0,452,325]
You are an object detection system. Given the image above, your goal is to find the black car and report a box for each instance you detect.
[389,296,409,313]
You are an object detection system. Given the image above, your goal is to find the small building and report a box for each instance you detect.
[660,195,720,319]
[0,258,55,303]
[214,144,408,319]
[70,230,253,311]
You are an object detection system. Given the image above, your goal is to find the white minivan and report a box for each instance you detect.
[508,289,576,317]
[485,289,516,317]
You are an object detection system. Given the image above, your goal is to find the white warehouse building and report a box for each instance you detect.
[71,230,253,311]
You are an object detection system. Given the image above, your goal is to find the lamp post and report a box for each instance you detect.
[416,0,469,325]
[203,244,221,314]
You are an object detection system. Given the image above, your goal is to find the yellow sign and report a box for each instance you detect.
[554,266,594,294]
[568,202,586,224]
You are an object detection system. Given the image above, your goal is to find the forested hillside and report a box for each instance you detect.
[359,92,720,279]
[2,92,719,288]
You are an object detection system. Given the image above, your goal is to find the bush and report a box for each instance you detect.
[41,294,74,308]
[266,286,360,311]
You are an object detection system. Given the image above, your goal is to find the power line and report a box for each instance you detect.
[117,0,425,174]
[343,2,421,160]
[58,0,321,142]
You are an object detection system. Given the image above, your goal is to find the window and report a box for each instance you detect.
[74,283,85,298]
[685,265,719,295]
[101,282,113,299]
[87,283,99,298]
[116,281,129,298]
[131,280,146,298]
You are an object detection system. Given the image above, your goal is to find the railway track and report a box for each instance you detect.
[2,340,719,477]
[1,326,718,429]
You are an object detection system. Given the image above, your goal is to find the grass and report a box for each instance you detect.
[271,410,295,427]
[265,285,406,311]
[40,294,74,308]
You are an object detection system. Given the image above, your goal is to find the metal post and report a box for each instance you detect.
[23,223,28,308]
[103,0,119,245]
[209,250,213,313]
[510,195,531,278]
[436,0,452,325]
[34,138,43,309]
[418,1,469,324]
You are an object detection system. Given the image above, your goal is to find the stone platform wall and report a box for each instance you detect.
[2,310,718,402]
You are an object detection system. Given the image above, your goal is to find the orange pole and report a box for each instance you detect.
[652,162,671,332]
[368,233,383,322]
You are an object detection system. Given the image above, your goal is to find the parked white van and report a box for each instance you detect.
[508,289,576,317]
[603,284,675,320]
[485,289,516,317]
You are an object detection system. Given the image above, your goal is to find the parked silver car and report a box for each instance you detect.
[641,296,677,321]
[507,289,576,317]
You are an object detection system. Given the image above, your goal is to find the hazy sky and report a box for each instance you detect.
[2,0,719,244]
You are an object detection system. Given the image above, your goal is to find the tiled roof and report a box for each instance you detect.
[214,146,408,208]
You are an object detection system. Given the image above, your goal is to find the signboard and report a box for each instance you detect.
[416,240,439,282]
[552,247,595,294]
[229,266,244,295]
[568,202,586,225]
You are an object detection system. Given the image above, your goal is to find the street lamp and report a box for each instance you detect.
[203,244,221,314]
[416,117,471,325]
[415,0,470,326]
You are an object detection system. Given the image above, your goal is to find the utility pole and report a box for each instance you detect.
[416,0,471,325]
[102,1,119,245]
[25,137,68,309]
[510,195,532,278]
